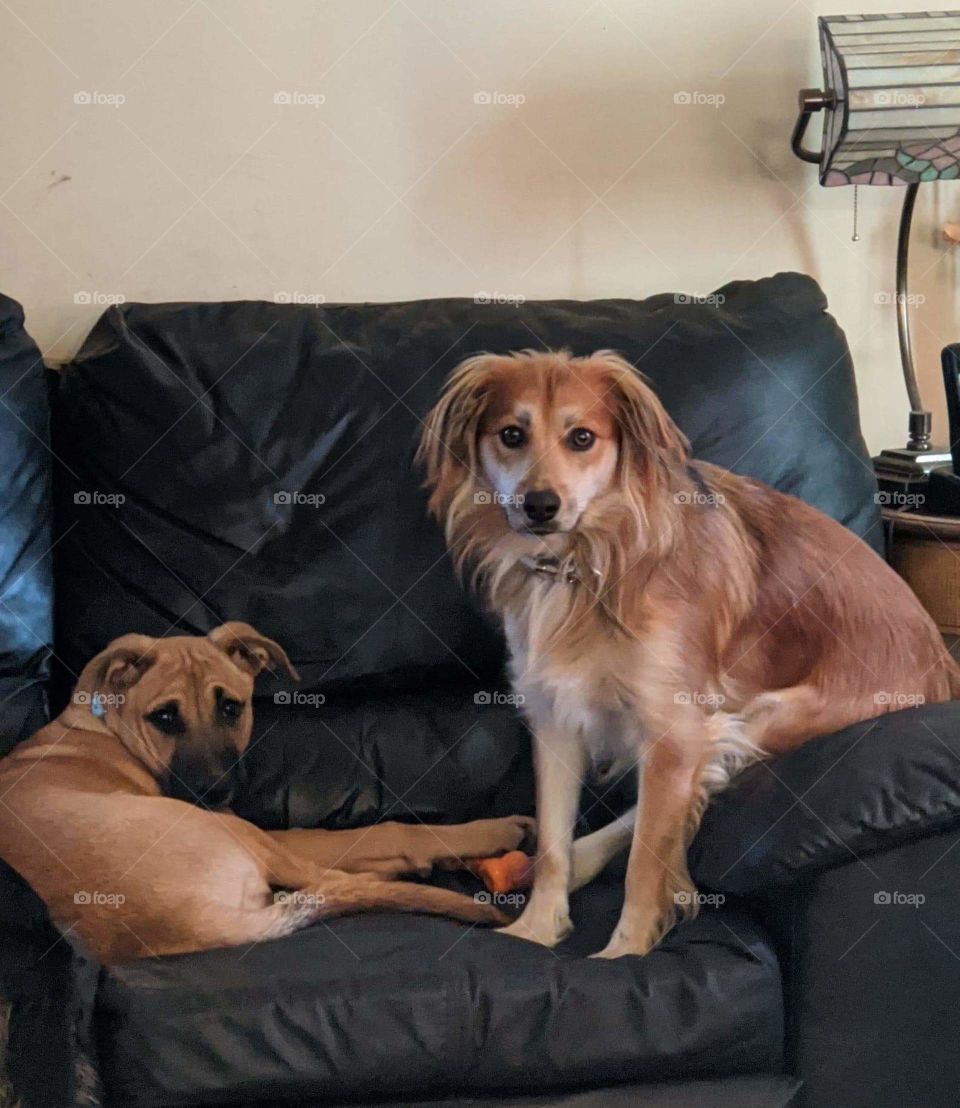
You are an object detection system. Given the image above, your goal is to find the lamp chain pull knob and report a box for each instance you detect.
[851,185,860,243]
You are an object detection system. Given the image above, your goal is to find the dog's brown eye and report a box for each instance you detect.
[568,427,596,451]
[146,703,184,736]
[499,426,526,449]
[218,697,243,723]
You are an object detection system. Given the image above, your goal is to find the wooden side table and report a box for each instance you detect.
[882,508,960,637]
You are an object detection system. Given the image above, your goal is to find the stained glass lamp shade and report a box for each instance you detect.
[791,10,960,472]
[818,11,960,185]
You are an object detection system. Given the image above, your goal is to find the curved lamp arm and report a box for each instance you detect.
[790,88,835,165]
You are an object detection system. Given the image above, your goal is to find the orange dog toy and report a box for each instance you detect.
[468,850,535,895]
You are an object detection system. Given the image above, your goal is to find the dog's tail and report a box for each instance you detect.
[263,875,508,941]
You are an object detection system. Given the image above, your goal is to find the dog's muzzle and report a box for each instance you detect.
[166,754,237,810]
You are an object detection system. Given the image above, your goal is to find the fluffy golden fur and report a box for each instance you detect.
[418,349,959,958]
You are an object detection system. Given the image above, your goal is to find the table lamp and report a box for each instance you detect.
[791,10,960,492]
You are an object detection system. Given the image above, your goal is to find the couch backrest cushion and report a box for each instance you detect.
[48,274,880,826]
[0,295,53,754]
[51,273,879,693]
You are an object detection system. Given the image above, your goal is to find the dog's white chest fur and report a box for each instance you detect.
[504,595,640,777]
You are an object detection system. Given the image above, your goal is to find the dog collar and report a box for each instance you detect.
[521,554,577,583]
[519,554,639,640]
[520,555,602,586]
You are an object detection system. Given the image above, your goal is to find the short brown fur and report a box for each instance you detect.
[0,623,532,963]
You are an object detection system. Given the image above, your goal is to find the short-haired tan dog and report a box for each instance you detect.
[0,623,532,963]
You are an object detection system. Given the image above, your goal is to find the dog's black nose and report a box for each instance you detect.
[523,489,561,524]
[201,780,235,810]
[166,754,236,810]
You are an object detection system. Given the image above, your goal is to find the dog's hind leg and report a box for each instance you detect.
[237,871,509,946]
[570,806,636,892]
[205,822,510,949]
[687,686,880,841]
[684,711,768,836]
[735,684,878,756]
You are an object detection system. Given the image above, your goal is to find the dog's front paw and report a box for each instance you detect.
[591,925,656,959]
[591,910,669,959]
[498,901,572,948]
[466,815,536,857]
[591,931,652,959]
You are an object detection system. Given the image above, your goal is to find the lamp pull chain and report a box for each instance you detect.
[851,184,860,242]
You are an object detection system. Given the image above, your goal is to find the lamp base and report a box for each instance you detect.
[872,444,952,502]
[921,465,960,516]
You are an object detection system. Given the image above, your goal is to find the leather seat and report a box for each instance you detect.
[97,883,782,1107]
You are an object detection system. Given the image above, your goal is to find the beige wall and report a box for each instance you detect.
[2,0,959,454]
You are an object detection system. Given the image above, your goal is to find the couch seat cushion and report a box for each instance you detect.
[96,881,782,1107]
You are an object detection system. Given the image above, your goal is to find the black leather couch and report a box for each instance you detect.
[1,273,958,1108]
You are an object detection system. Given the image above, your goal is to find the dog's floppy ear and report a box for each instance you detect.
[75,633,158,698]
[595,351,689,475]
[416,354,500,503]
[208,622,300,682]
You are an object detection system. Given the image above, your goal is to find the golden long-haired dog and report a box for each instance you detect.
[418,349,960,958]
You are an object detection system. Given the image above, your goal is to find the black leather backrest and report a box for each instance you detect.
[0,295,53,753]
[50,273,879,704]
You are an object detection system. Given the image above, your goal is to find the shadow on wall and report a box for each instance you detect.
[405,74,818,300]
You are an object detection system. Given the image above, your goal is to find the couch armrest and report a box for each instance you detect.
[0,293,54,756]
[778,828,960,1108]
[690,701,960,896]
[0,860,102,1108]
